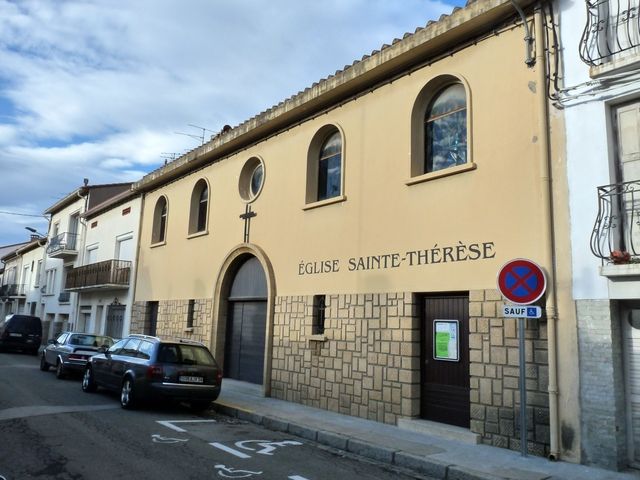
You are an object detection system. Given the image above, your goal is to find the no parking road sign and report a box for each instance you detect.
[497,258,547,305]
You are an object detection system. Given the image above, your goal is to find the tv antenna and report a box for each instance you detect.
[174,124,216,146]
[161,152,179,165]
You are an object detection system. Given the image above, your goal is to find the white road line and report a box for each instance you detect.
[156,419,218,432]
[209,442,252,459]
[288,476,311,480]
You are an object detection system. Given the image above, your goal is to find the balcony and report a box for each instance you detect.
[591,180,640,297]
[65,260,132,292]
[47,232,79,260]
[0,284,26,299]
[580,0,640,70]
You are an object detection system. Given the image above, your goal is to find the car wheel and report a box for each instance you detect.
[190,400,212,412]
[40,354,50,372]
[120,377,137,409]
[55,360,66,379]
[82,367,97,393]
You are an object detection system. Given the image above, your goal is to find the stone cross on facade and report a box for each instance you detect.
[239,204,257,243]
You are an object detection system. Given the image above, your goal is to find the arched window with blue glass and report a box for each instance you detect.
[317,130,342,201]
[152,196,168,244]
[424,83,467,173]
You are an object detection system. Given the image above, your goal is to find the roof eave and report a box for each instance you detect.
[133,0,535,193]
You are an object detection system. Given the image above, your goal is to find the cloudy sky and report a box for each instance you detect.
[0,0,462,247]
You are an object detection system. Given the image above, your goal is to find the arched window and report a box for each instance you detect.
[306,125,344,205]
[189,179,209,234]
[410,75,473,182]
[424,84,467,173]
[152,196,168,244]
[318,131,342,201]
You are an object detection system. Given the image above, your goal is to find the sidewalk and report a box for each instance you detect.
[212,379,639,480]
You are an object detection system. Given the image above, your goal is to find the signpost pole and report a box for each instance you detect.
[519,317,528,457]
[497,259,546,459]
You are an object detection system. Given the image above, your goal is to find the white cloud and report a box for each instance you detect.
[0,0,460,245]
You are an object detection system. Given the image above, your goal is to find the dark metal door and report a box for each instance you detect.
[225,301,266,384]
[106,305,125,339]
[147,301,158,336]
[422,294,470,427]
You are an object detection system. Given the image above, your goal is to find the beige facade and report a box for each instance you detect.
[131,0,579,463]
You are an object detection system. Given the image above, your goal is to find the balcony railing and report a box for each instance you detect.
[590,180,640,263]
[580,0,640,66]
[47,232,79,256]
[65,260,132,291]
[0,284,26,297]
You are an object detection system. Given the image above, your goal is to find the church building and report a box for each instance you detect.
[130,0,579,462]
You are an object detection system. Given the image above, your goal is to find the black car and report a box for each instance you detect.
[40,332,115,379]
[0,314,42,355]
[82,334,222,410]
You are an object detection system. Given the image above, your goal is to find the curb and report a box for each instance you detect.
[211,402,502,480]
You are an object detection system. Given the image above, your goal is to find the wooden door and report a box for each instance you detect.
[614,102,640,254]
[422,294,470,427]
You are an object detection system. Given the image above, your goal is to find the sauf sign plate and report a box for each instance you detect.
[502,305,542,319]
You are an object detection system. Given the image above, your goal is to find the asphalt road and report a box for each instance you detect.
[0,352,431,480]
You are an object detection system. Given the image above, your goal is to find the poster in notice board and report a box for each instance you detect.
[433,319,459,361]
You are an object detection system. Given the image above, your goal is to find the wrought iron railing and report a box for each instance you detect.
[65,260,132,290]
[0,284,26,297]
[580,0,640,66]
[47,232,79,255]
[590,180,640,263]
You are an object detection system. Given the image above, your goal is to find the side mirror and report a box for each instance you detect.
[98,346,108,354]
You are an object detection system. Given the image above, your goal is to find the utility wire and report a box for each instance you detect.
[0,210,47,218]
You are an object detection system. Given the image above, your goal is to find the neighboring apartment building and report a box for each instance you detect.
[18,238,46,318]
[64,189,141,339]
[557,0,640,470]
[0,240,30,318]
[41,182,132,339]
[130,0,580,464]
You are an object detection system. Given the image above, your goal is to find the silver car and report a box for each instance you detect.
[40,332,114,379]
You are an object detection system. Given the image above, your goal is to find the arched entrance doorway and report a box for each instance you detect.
[224,256,267,384]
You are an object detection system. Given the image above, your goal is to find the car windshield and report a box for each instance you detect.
[157,344,216,366]
[68,334,113,347]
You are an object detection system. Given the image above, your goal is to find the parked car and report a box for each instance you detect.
[0,314,42,355]
[82,334,222,410]
[40,332,115,379]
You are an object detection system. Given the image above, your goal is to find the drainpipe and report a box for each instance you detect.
[533,7,560,461]
[72,187,89,332]
[129,191,145,336]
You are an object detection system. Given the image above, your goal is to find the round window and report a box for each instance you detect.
[239,157,265,202]
[250,164,263,197]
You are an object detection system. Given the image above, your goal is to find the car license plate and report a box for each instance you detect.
[179,376,204,384]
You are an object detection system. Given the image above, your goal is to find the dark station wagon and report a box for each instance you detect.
[82,334,222,410]
[0,314,42,355]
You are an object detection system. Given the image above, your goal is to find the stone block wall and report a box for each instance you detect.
[469,289,550,457]
[129,301,149,334]
[576,299,626,470]
[271,292,420,424]
[130,299,213,345]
